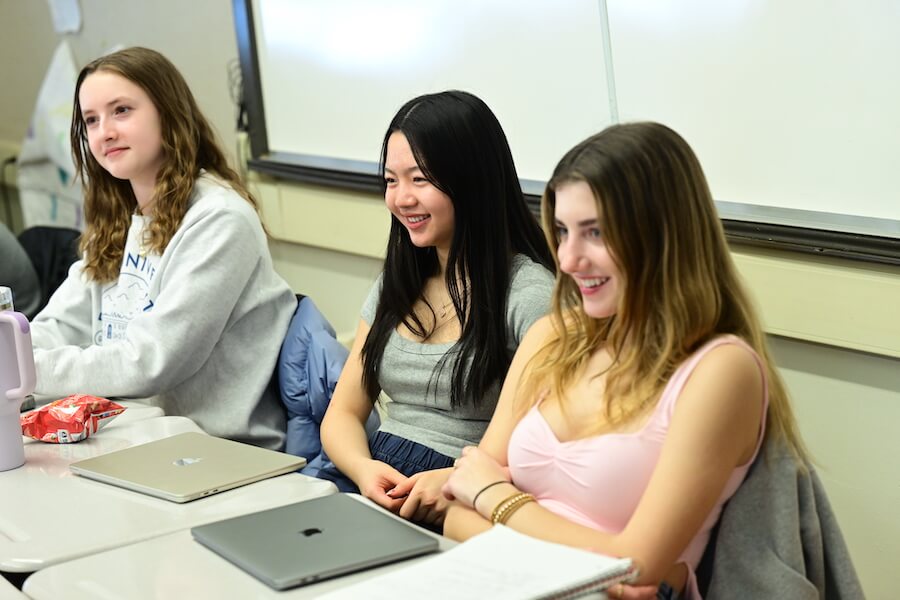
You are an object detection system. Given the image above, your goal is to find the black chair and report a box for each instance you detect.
[17,226,80,313]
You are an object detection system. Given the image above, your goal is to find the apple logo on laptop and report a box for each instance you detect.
[173,457,203,466]
[300,528,322,537]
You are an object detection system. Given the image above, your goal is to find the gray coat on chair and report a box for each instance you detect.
[700,439,865,599]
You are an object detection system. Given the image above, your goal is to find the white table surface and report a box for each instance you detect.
[23,495,455,600]
[0,415,335,573]
[0,576,26,600]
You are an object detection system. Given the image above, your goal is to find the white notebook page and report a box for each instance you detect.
[319,525,635,600]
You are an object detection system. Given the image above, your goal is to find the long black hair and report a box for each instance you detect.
[361,90,554,409]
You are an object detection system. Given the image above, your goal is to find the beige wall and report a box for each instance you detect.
[0,0,240,167]
[2,3,898,598]
[773,337,899,600]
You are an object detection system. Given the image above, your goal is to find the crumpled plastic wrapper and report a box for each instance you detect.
[21,395,126,443]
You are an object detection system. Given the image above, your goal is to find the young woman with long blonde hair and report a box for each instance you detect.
[443,122,807,599]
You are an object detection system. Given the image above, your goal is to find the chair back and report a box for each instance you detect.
[18,226,79,314]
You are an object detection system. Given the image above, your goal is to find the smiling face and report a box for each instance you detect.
[554,180,622,319]
[384,132,455,258]
[78,70,165,210]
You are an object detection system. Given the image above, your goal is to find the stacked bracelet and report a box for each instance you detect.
[491,492,536,525]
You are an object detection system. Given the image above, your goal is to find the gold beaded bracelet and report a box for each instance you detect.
[499,493,535,525]
[490,492,522,523]
[491,492,536,525]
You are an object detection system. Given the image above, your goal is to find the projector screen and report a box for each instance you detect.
[234,0,900,264]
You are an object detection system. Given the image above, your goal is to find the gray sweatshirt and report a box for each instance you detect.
[30,175,295,449]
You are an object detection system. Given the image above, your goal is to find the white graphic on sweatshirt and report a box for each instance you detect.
[96,216,160,345]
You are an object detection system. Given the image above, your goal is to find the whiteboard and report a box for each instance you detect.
[608,0,900,225]
[252,0,612,190]
[239,0,900,245]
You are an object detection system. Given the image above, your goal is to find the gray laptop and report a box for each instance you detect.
[69,432,306,503]
[191,493,440,589]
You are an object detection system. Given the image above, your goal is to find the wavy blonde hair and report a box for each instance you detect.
[70,47,257,282]
[521,122,807,459]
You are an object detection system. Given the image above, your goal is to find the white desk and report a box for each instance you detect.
[0,576,26,600]
[0,416,335,573]
[23,496,454,600]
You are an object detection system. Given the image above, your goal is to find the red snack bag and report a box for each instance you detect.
[21,395,127,443]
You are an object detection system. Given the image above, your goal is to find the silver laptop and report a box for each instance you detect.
[69,432,306,503]
[191,493,440,589]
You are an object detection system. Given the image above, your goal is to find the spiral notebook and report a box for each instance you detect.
[318,525,638,600]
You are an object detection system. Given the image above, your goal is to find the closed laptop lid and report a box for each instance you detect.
[69,432,306,502]
[190,494,440,589]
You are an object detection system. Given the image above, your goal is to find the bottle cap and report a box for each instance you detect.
[0,286,13,311]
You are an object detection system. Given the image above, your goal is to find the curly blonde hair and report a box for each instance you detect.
[70,47,257,282]
[521,122,807,460]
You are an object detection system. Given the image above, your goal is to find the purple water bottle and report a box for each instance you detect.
[0,310,36,470]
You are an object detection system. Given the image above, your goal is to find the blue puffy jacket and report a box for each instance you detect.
[278,296,379,480]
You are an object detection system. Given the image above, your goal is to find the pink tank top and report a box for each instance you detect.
[508,335,768,570]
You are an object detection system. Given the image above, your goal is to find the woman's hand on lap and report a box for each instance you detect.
[357,460,408,513]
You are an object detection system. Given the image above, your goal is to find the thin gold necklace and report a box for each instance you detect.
[435,298,456,319]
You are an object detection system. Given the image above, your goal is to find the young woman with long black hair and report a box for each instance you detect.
[321,90,555,526]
